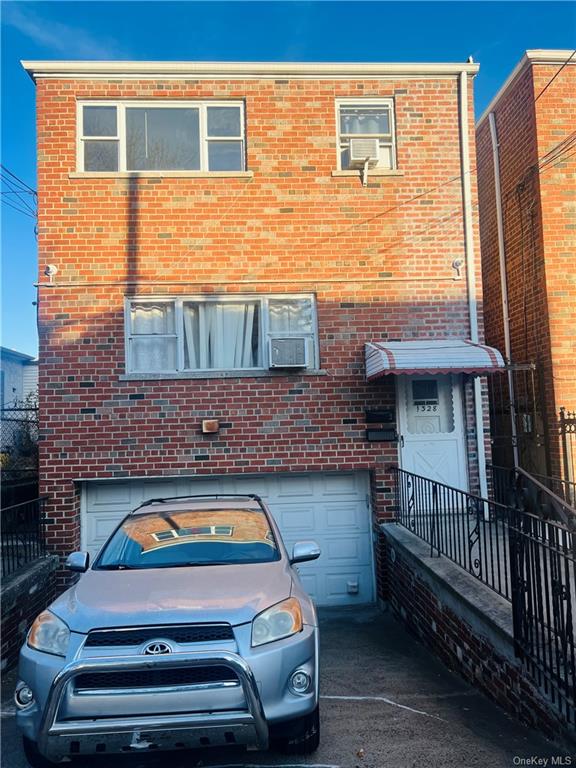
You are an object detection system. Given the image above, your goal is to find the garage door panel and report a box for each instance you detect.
[86,482,132,508]
[323,536,372,564]
[83,471,373,607]
[139,481,181,504]
[233,476,272,498]
[320,472,365,497]
[272,504,317,533]
[323,570,373,604]
[277,474,314,497]
[322,503,369,532]
[83,513,126,557]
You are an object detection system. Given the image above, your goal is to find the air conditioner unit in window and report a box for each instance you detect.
[268,338,308,368]
[348,138,380,169]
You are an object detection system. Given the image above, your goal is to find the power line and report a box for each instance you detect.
[534,50,576,103]
[1,178,37,217]
[1,196,37,219]
[0,164,36,195]
[1,165,38,220]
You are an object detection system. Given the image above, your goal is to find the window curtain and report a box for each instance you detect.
[183,302,258,369]
[130,303,176,372]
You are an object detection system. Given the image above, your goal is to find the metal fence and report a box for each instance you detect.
[393,466,576,727]
[560,408,576,506]
[0,407,39,484]
[489,463,575,526]
[509,507,576,728]
[1,497,48,578]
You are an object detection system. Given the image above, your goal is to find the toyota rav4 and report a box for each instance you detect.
[15,494,320,765]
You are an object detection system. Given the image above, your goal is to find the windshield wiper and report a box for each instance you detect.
[96,563,140,570]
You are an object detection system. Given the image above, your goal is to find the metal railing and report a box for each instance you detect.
[393,466,512,600]
[392,466,576,727]
[509,507,576,727]
[1,497,48,578]
[560,408,576,506]
[489,464,576,525]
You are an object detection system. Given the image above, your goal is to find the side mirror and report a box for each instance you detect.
[66,551,90,573]
[290,541,321,565]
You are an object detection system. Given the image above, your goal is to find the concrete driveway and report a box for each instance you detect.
[1,607,567,768]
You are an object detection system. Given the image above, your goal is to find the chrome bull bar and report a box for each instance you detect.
[37,650,268,758]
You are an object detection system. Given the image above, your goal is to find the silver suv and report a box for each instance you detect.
[15,495,320,765]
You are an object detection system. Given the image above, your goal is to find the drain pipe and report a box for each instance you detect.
[459,70,489,500]
[488,112,519,468]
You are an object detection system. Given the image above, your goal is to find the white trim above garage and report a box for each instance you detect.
[81,471,375,608]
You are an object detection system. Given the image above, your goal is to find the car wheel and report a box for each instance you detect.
[273,704,320,755]
[22,738,57,768]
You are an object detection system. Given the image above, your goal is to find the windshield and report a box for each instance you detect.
[95,506,281,570]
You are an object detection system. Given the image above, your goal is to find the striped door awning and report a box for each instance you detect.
[365,339,505,381]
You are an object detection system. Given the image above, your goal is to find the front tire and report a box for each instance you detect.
[273,704,320,755]
[22,737,57,768]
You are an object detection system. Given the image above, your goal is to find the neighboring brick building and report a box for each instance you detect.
[476,50,576,483]
[24,59,503,604]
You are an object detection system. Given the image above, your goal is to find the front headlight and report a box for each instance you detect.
[28,610,70,657]
[251,597,303,647]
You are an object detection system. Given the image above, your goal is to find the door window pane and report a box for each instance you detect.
[126,108,200,170]
[406,377,454,434]
[207,107,241,137]
[83,106,117,137]
[84,141,118,171]
[208,141,244,171]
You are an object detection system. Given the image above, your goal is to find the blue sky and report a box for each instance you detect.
[1,0,575,356]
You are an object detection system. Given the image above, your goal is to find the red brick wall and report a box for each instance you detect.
[476,60,576,478]
[382,534,570,742]
[1,557,59,671]
[35,72,484,577]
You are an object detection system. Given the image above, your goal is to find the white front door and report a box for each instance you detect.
[397,375,468,491]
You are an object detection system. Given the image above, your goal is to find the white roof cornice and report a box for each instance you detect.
[477,49,576,127]
[21,59,480,81]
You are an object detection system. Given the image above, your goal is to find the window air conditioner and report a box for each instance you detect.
[348,138,380,169]
[268,338,308,368]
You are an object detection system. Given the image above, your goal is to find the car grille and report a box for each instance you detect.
[75,665,239,691]
[84,624,234,647]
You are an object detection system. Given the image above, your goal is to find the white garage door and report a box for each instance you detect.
[82,472,374,607]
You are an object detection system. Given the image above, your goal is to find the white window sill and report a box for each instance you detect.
[331,169,404,177]
[68,170,254,179]
[120,369,328,381]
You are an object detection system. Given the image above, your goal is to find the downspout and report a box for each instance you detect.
[459,70,489,500]
[488,112,519,468]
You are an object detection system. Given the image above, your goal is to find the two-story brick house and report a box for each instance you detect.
[476,50,576,486]
[23,59,504,605]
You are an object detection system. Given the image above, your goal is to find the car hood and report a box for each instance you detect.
[51,561,294,634]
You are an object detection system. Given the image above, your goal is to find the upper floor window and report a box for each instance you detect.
[78,101,245,173]
[125,295,318,374]
[336,99,396,171]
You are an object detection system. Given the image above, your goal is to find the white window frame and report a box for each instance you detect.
[77,100,246,173]
[335,98,397,171]
[124,294,319,375]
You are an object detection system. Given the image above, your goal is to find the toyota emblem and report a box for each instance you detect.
[143,641,172,655]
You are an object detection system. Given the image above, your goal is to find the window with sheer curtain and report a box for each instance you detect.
[336,99,396,171]
[126,296,317,374]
